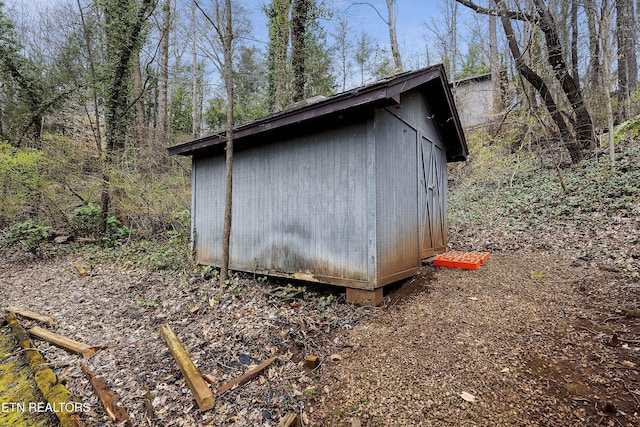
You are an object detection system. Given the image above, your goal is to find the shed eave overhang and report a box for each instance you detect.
[167,64,468,160]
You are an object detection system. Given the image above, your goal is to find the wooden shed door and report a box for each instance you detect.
[418,133,447,258]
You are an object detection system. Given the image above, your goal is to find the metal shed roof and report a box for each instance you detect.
[168,64,468,162]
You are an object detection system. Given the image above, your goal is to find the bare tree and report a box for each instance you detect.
[385,0,402,73]
[583,0,602,91]
[156,0,170,145]
[600,0,616,168]
[191,0,202,138]
[616,0,638,120]
[570,0,579,90]
[456,0,594,162]
[195,0,236,287]
[489,0,502,115]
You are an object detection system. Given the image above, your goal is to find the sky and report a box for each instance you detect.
[241,0,446,66]
[13,0,480,85]
[21,0,449,59]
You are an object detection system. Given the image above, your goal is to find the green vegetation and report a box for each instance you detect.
[449,129,640,231]
[0,328,58,427]
[0,132,191,267]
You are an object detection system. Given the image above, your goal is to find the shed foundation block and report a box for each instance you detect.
[346,287,383,306]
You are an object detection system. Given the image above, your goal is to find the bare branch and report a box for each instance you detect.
[347,2,388,25]
[193,0,224,42]
[455,0,537,22]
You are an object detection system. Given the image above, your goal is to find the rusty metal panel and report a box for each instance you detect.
[192,121,370,283]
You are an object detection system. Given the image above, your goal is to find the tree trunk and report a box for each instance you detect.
[616,0,638,120]
[219,0,235,286]
[99,0,155,234]
[291,0,309,102]
[532,0,593,152]
[134,54,146,144]
[583,0,602,91]
[157,0,170,146]
[267,0,291,112]
[570,0,579,90]
[601,0,616,169]
[385,0,403,73]
[191,1,201,138]
[489,0,502,115]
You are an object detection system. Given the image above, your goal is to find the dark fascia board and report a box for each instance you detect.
[168,64,463,158]
[451,72,492,86]
[436,75,469,162]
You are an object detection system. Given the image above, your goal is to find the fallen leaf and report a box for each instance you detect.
[468,297,478,301]
[329,354,344,362]
[460,392,476,403]
[621,360,636,368]
[189,306,199,314]
[500,368,510,373]
[530,272,545,279]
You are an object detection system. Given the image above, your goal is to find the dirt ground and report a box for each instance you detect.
[1,246,639,426]
[312,251,640,426]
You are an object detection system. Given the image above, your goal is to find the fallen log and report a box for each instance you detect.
[5,306,55,327]
[160,323,215,411]
[28,326,99,358]
[80,363,129,423]
[6,312,85,427]
[216,356,277,397]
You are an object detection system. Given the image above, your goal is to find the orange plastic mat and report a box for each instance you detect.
[433,251,491,270]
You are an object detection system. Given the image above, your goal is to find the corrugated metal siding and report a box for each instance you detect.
[418,134,448,257]
[193,122,370,283]
[373,89,449,284]
[374,108,420,283]
[191,87,450,289]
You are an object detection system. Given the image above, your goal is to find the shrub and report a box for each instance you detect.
[67,204,101,237]
[0,220,50,253]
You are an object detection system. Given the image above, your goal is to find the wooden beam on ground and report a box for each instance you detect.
[5,306,55,327]
[160,323,215,411]
[74,261,89,277]
[278,412,300,427]
[6,312,85,427]
[216,356,277,397]
[28,326,99,358]
[80,363,129,423]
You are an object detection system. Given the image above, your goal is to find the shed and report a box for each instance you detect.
[168,64,468,305]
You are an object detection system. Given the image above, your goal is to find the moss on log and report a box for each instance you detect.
[5,311,85,427]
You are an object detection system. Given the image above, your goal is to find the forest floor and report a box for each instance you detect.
[1,138,639,426]
[1,221,639,427]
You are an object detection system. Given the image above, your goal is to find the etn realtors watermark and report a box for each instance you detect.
[1,401,90,413]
